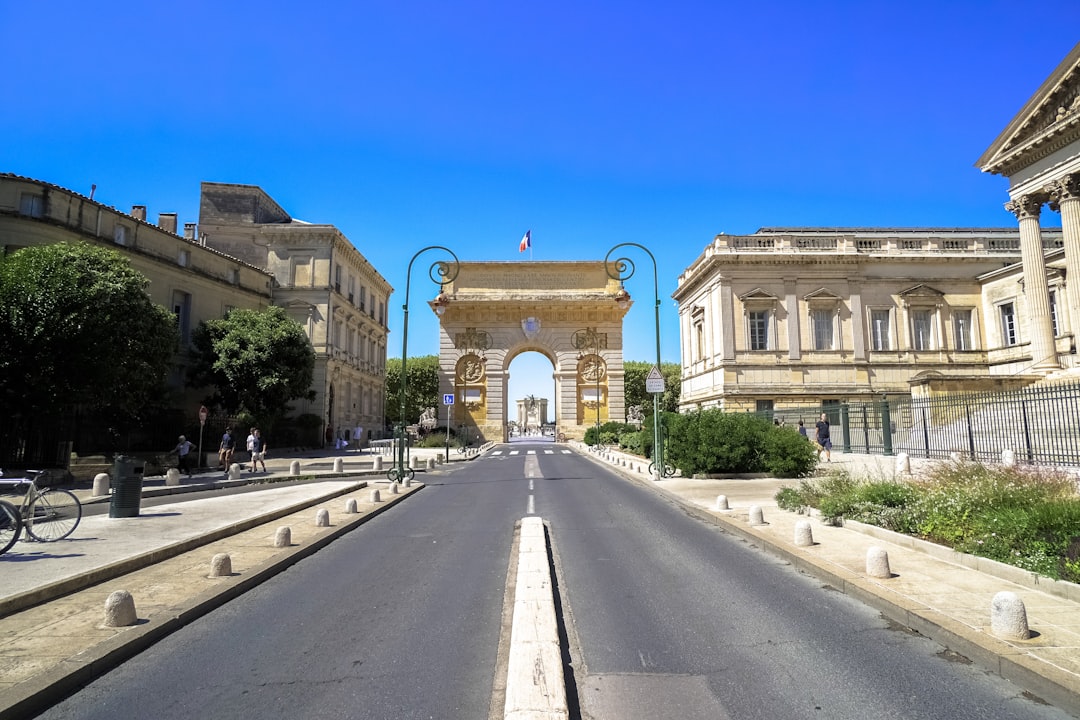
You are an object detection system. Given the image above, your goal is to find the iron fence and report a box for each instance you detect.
[750,380,1080,467]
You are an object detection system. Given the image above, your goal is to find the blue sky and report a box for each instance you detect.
[3,2,1079,412]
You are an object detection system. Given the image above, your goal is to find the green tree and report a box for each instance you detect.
[623,360,681,419]
[385,355,441,428]
[187,306,315,428]
[0,242,177,418]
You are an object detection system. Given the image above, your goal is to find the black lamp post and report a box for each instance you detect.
[604,242,671,479]
[391,246,458,483]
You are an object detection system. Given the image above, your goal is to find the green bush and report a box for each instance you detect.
[762,427,819,478]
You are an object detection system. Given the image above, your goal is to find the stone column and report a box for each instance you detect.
[1048,174,1080,341]
[719,280,736,361]
[785,278,801,361]
[1006,194,1059,370]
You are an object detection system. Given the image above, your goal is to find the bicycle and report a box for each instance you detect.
[0,499,20,555]
[0,469,83,549]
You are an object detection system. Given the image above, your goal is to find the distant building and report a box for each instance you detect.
[198,182,393,444]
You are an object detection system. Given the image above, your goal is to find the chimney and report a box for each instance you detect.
[183,222,197,240]
[131,205,147,221]
[158,213,178,234]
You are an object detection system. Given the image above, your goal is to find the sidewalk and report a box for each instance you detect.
[573,443,1080,717]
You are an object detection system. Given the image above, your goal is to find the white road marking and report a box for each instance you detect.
[527,494,535,515]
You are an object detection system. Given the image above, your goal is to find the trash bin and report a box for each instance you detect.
[110,455,145,518]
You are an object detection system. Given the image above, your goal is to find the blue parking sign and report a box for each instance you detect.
[443,393,455,405]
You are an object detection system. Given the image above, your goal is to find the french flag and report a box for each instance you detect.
[519,230,531,253]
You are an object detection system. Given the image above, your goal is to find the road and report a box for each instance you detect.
[37,444,1073,719]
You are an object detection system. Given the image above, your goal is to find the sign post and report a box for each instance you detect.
[443,393,455,459]
[645,366,666,394]
[197,405,208,470]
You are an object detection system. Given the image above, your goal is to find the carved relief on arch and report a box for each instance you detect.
[577,354,606,383]
[456,353,486,384]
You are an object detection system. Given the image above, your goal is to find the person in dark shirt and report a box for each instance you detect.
[815,413,832,462]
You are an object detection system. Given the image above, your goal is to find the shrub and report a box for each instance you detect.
[762,427,819,477]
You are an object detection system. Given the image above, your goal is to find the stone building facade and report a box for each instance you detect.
[198,182,392,444]
[0,173,273,413]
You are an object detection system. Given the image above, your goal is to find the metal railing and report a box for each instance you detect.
[753,380,1080,467]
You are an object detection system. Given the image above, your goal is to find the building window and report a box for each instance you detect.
[999,303,1017,346]
[870,309,891,351]
[953,309,973,351]
[114,225,127,246]
[1050,290,1060,336]
[334,265,342,293]
[748,310,770,351]
[811,308,834,350]
[911,309,933,351]
[172,291,192,345]
[360,286,367,311]
[19,194,44,218]
[348,275,355,304]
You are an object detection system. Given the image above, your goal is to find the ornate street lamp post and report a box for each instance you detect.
[454,326,491,455]
[605,243,671,479]
[571,326,606,449]
[391,246,458,483]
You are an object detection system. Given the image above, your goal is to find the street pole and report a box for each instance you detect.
[395,246,458,482]
[605,243,669,478]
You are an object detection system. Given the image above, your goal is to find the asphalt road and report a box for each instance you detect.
[35,444,1075,720]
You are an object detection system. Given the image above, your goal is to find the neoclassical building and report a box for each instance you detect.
[676,42,1080,414]
[198,183,393,444]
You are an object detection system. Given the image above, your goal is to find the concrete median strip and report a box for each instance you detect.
[503,516,568,720]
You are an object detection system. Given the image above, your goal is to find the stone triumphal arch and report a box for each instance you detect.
[432,261,631,443]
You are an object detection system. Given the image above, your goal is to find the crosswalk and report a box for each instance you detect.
[488,449,572,456]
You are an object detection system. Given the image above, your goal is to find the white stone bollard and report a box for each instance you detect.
[403,475,412,488]
[410,455,419,470]
[371,489,381,503]
[103,590,138,627]
[991,591,1031,639]
[748,505,766,526]
[437,453,445,465]
[166,468,181,486]
[866,546,892,578]
[93,473,110,497]
[427,458,435,470]
[209,553,232,577]
[290,460,301,477]
[714,495,729,511]
[333,457,344,473]
[315,508,330,527]
[1001,448,1016,467]
[228,463,242,480]
[895,452,911,475]
[390,482,399,495]
[345,498,358,513]
[373,456,383,472]
[274,526,292,547]
[794,520,814,546]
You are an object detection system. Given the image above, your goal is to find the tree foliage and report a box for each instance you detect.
[0,242,177,417]
[623,360,681,418]
[187,306,315,426]
[384,355,441,428]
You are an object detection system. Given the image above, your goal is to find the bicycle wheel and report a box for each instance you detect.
[0,499,21,555]
[25,489,82,542]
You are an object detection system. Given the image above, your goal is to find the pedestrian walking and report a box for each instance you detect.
[172,435,194,477]
[218,427,235,474]
[249,429,268,473]
[815,413,832,462]
[798,420,808,438]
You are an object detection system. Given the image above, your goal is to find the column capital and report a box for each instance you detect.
[1047,174,1080,211]
[1005,194,1046,220]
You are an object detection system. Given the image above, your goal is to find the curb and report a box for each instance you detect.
[0,484,423,720]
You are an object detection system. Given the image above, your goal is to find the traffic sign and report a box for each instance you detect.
[198,405,208,426]
[645,366,665,394]
[443,393,455,405]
